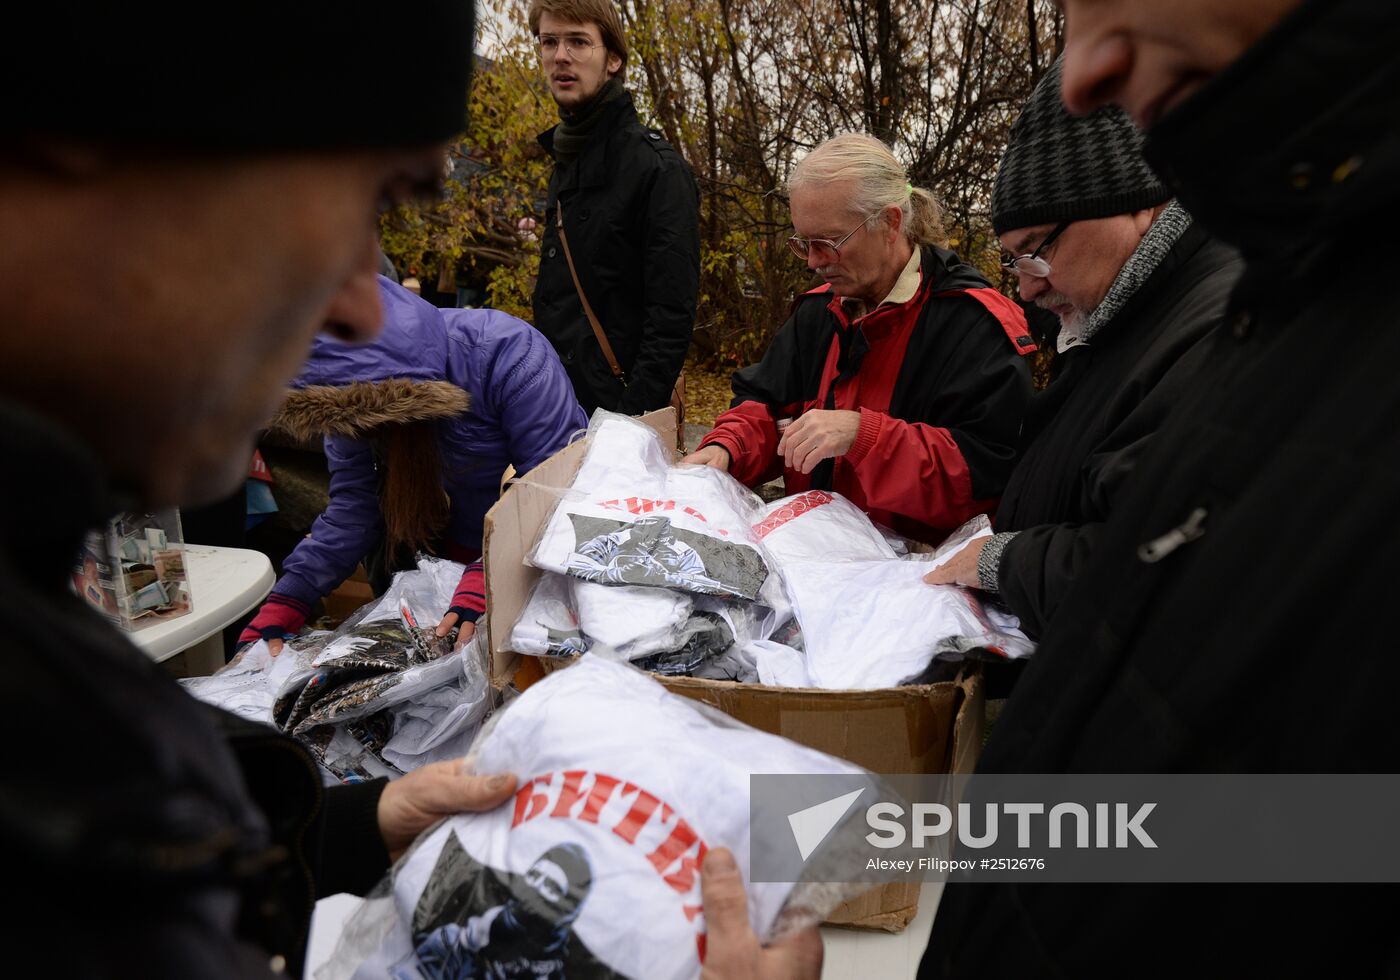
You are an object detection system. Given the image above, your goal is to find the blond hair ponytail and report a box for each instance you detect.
[788,133,947,246]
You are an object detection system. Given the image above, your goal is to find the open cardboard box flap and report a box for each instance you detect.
[482,408,985,930]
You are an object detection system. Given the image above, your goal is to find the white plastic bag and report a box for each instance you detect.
[506,573,590,658]
[319,657,870,980]
[783,558,1035,689]
[752,490,897,566]
[529,413,770,600]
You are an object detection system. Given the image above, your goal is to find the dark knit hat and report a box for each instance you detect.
[10,2,475,150]
[991,57,1169,235]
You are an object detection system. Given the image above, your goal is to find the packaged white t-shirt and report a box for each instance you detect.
[571,579,694,659]
[530,414,770,600]
[782,559,1035,689]
[752,490,897,566]
[506,573,591,659]
[321,656,867,980]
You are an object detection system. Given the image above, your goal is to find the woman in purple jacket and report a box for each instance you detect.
[242,278,588,651]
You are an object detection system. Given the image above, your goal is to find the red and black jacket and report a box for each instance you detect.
[699,245,1034,545]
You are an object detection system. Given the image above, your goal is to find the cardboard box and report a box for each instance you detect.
[483,409,985,931]
[323,563,375,624]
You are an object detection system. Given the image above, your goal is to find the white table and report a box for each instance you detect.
[129,544,275,674]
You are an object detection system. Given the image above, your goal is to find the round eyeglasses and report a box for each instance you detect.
[1000,221,1073,278]
[537,34,602,59]
[787,210,882,262]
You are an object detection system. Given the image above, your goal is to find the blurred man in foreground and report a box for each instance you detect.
[0,6,810,976]
[921,0,1400,974]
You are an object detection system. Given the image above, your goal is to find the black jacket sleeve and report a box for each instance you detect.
[616,154,700,415]
[997,318,1225,636]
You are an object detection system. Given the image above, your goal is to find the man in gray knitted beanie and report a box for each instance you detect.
[990,57,1173,344]
[925,56,1241,652]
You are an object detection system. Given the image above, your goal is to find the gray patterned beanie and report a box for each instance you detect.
[992,57,1169,235]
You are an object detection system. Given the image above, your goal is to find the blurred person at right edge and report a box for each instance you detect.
[920,0,1400,976]
[924,58,1241,656]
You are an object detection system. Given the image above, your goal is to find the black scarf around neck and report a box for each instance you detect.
[553,77,625,166]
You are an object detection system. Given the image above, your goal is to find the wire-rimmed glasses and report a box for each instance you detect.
[1000,221,1073,278]
[787,210,883,262]
[537,34,602,59]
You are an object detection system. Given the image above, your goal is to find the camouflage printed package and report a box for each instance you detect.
[184,556,493,782]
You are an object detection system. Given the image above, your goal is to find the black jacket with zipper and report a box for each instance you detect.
[1,402,388,978]
[533,92,700,416]
[993,222,1241,637]
[921,0,1400,975]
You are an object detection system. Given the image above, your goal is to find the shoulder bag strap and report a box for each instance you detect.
[555,200,626,380]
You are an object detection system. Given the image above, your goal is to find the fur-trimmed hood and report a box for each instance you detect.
[264,284,589,608]
[267,378,469,441]
[267,277,471,440]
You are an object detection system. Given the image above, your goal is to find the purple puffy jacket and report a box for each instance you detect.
[244,278,586,642]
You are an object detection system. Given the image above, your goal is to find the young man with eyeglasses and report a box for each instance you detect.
[528,0,699,418]
[686,133,1034,546]
[924,57,1241,641]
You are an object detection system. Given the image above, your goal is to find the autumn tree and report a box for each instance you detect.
[382,0,1062,361]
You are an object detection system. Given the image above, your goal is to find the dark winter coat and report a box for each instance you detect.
[994,223,1241,636]
[534,92,700,416]
[922,0,1400,975]
[1,402,389,977]
[700,245,1034,545]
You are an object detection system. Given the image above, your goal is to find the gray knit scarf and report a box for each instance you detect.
[1058,199,1192,352]
[552,77,626,167]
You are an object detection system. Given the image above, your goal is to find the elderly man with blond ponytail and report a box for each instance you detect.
[686,133,1034,545]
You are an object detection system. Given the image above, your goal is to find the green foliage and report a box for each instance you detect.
[381,0,555,299]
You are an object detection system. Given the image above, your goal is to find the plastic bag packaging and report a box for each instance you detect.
[380,634,494,771]
[191,556,494,782]
[571,579,694,659]
[306,556,467,668]
[507,573,590,658]
[317,656,875,980]
[180,639,282,724]
[529,413,770,600]
[689,633,761,684]
[649,596,778,682]
[748,640,815,688]
[182,634,326,727]
[782,558,1035,689]
[879,525,914,558]
[568,410,674,498]
[508,569,772,680]
[752,490,897,566]
[905,513,993,568]
[630,609,733,676]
